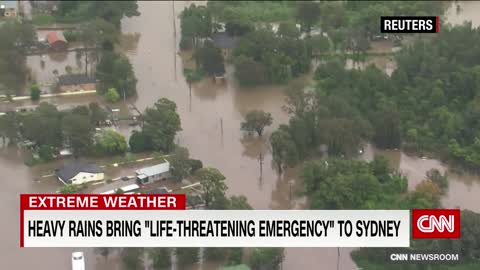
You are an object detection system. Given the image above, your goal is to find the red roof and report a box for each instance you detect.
[46,31,67,45]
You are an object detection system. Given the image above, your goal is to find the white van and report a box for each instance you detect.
[72,251,85,270]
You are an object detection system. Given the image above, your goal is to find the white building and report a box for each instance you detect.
[56,162,104,185]
[135,160,170,184]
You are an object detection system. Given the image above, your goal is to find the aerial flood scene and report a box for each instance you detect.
[1,1,480,270]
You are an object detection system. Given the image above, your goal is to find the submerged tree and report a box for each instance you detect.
[168,146,191,181]
[270,127,299,173]
[142,98,182,153]
[241,110,273,137]
[196,167,227,209]
[196,40,225,76]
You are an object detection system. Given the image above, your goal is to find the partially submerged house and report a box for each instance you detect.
[0,1,18,17]
[56,162,104,185]
[46,31,68,51]
[57,74,96,92]
[135,160,170,185]
[211,32,237,58]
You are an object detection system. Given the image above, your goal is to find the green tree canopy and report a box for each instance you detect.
[0,112,20,144]
[241,110,273,136]
[196,167,227,209]
[196,41,225,76]
[142,98,182,153]
[303,158,408,210]
[96,52,137,97]
[168,146,191,181]
[30,85,41,101]
[270,127,299,173]
[129,130,153,153]
[22,103,63,147]
[88,102,108,126]
[105,88,120,103]
[96,129,127,155]
[63,113,95,156]
[57,1,140,27]
[0,22,36,93]
[295,1,321,33]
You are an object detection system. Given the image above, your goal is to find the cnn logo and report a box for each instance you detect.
[412,209,460,239]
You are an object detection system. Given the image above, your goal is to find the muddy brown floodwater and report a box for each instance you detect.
[1,1,480,270]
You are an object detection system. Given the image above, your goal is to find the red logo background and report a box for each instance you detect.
[412,209,460,239]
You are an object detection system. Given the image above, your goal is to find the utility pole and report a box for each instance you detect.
[337,247,340,270]
[259,152,263,177]
[288,180,294,202]
[220,118,223,137]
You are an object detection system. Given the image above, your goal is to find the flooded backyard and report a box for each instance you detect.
[1,1,480,270]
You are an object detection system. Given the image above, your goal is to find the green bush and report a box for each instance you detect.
[60,184,79,194]
[38,145,55,161]
[187,159,203,173]
[129,130,153,153]
[30,85,41,101]
[63,31,80,42]
[105,88,120,103]
[95,129,127,155]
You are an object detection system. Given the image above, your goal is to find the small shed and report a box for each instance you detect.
[46,31,68,51]
[135,160,170,185]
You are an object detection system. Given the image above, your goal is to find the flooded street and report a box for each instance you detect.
[1,1,480,270]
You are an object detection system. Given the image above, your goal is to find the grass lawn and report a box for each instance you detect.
[31,13,56,26]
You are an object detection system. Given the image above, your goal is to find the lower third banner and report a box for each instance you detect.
[21,195,410,247]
